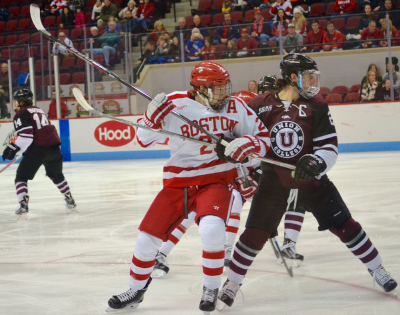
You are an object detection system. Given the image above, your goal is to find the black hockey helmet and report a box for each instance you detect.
[14,89,33,107]
[258,75,279,94]
[280,53,320,99]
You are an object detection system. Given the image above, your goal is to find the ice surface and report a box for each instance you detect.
[1,152,400,315]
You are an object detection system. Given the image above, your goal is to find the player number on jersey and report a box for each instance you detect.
[14,118,22,128]
[33,113,49,130]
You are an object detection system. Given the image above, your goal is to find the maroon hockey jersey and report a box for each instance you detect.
[248,93,338,186]
[13,106,61,152]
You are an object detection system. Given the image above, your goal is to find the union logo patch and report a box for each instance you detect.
[270,121,304,158]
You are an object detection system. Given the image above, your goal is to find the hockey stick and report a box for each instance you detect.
[271,237,293,278]
[0,154,22,174]
[269,238,280,259]
[72,88,216,148]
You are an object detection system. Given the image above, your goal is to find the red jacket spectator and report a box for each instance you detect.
[236,29,258,57]
[149,29,169,44]
[74,9,86,29]
[334,0,356,13]
[50,0,67,10]
[200,46,216,60]
[304,27,326,51]
[271,21,289,37]
[137,2,155,19]
[361,27,381,41]
[48,100,68,119]
[323,30,344,49]
[270,0,292,20]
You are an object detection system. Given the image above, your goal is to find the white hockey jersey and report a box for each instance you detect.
[137,91,271,188]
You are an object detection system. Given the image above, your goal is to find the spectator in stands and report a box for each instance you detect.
[213,12,240,45]
[87,26,101,49]
[236,28,258,57]
[251,10,271,44]
[50,0,67,15]
[60,7,74,29]
[52,32,74,58]
[134,41,156,82]
[186,28,204,61]
[251,0,270,11]
[120,10,136,33]
[358,0,381,12]
[135,0,156,32]
[119,0,137,19]
[200,37,216,60]
[74,7,86,28]
[301,20,326,52]
[92,0,104,24]
[270,9,289,43]
[168,36,181,62]
[155,34,171,57]
[333,0,356,16]
[381,79,400,100]
[0,95,9,119]
[380,1,399,28]
[382,57,400,92]
[96,20,121,67]
[361,63,382,85]
[282,22,303,55]
[149,20,169,45]
[270,0,292,21]
[359,4,378,32]
[0,63,12,100]
[68,0,84,12]
[225,40,237,58]
[222,0,233,13]
[292,7,306,36]
[192,15,210,39]
[232,0,250,13]
[48,89,68,119]
[98,0,119,27]
[360,70,382,102]
[173,18,191,44]
[41,0,54,17]
[379,18,400,47]
[321,21,343,51]
[248,80,258,93]
[356,20,381,48]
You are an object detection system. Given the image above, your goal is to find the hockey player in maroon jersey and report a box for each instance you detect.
[2,89,76,217]
[217,54,397,309]
[106,62,270,313]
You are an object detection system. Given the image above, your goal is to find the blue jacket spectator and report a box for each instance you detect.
[192,15,210,39]
[186,28,204,60]
[213,13,240,45]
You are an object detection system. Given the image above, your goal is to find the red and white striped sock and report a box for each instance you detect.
[203,250,225,290]
[225,190,243,247]
[284,210,305,242]
[15,181,28,202]
[159,211,196,256]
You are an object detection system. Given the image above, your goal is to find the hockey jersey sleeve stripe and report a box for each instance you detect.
[167,91,191,101]
[313,144,338,154]
[313,133,337,142]
[18,134,33,138]
[164,158,228,174]
[14,136,33,153]
[16,126,33,133]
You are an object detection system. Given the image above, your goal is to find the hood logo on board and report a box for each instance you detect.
[95,121,135,147]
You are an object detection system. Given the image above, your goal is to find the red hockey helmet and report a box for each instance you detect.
[190,61,232,112]
[234,90,258,104]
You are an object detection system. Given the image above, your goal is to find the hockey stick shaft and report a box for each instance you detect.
[269,238,280,259]
[0,154,22,174]
[272,237,293,278]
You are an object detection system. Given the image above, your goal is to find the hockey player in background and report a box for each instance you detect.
[107,61,271,313]
[218,54,397,309]
[2,89,76,217]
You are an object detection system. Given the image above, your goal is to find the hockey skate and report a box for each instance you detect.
[152,251,169,279]
[216,280,241,311]
[369,265,398,294]
[223,245,232,272]
[277,238,304,268]
[199,286,218,314]
[64,193,77,211]
[15,196,29,219]
[106,278,152,312]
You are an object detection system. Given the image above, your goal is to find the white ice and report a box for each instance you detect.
[1,152,400,315]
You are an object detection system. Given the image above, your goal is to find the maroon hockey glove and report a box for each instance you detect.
[224,135,261,162]
[235,177,258,200]
[2,143,20,161]
[294,154,327,181]
[143,93,175,129]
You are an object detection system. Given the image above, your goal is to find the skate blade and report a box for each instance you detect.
[389,288,399,298]
[105,303,140,312]
[16,212,28,220]
[151,269,167,279]
[277,257,302,268]
[216,300,227,311]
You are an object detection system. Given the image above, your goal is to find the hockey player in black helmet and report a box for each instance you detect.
[2,89,77,217]
[257,75,279,94]
[217,53,397,310]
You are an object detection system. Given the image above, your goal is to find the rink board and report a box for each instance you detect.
[0,101,399,163]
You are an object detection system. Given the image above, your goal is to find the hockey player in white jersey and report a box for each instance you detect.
[106,61,270,313]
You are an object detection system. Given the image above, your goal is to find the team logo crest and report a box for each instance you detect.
[270,121,304,158]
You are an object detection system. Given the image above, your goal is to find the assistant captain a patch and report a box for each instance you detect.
[270,121,304,158]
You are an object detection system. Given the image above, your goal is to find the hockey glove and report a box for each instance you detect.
[235,176,258,201]
[294,154,327,182]
[143,93,175,129]
[2,143,20,161]
[224,135,261,162]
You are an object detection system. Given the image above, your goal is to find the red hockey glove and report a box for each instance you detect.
[143,93,175,129]
[235,176,258,201]
[224,135,261,162]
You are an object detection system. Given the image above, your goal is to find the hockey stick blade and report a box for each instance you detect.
[273,237,293,278]
[71,88,215,148]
